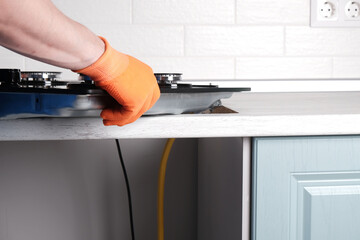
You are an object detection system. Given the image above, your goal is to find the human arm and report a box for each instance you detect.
[0,0,104,70]
[0,0,160,126]
[0,0,105,69]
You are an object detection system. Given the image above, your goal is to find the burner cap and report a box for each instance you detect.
[19,71,62,88]
[155,73,182,84]
[21,71,62,81]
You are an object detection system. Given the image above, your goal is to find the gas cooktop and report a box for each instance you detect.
[0,69,250,119]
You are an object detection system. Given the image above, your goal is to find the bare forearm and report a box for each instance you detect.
[0,0,104,70]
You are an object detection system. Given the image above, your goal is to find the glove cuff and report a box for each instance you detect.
[73,36,129,82]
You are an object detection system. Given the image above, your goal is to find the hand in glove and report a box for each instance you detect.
[74,37,160,126]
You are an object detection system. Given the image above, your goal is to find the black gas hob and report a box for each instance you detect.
[0,69,250,119]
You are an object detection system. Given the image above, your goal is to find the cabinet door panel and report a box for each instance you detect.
[253,136,360,240]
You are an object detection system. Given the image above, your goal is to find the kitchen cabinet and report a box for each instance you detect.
[3,92,360,240]
[252,136,360,240]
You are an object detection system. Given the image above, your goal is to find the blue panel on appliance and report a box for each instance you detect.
[0,92,77,117]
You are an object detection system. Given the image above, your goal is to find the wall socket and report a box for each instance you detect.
[311,0,360,27]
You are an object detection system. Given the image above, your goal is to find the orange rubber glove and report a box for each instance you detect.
[74,37,160,126]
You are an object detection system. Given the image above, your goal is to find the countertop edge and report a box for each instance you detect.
[1,113,360,140]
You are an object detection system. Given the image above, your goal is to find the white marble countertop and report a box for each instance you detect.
[2,91,360,140]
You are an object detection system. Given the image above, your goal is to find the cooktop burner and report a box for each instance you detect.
[0,69,250,119]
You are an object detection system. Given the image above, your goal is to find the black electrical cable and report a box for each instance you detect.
[115,139,135,240]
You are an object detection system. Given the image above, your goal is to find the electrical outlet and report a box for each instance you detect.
[311,0,360,27]
[319,1,338,19]
[344,1,360,19]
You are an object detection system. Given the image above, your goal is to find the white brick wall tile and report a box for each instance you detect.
[236,57,333,79]
[52,0,131,24]
[133,0,235,24]
[25,58,77,80]
[140,57,235,79]
[286,27,360,56]
[87,25,184,57]
[333,58,360,78]
[186,26,284,56]
[236,0,309,25]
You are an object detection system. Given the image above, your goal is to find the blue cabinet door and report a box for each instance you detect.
[252,136,360,240]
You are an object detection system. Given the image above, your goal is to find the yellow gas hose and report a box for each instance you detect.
[157,138,175,240]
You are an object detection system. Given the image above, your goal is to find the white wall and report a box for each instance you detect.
[1,0,360,81]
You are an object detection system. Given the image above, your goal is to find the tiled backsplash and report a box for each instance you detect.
[1,0,360,82]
